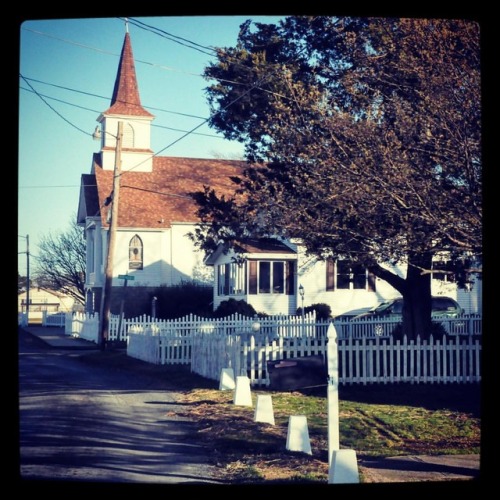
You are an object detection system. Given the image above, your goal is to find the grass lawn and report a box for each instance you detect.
[80,350,481,484]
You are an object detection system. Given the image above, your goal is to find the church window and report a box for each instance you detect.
[129,235,143,270]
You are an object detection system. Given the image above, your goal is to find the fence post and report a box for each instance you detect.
[327,323,340,463]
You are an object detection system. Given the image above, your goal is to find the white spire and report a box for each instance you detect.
[125,18,129,33]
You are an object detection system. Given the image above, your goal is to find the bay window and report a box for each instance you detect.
[218,260,295,296]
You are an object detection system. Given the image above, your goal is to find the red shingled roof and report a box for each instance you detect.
[82,30,247,230]
[93,154,247,228]
[102,32,153,118]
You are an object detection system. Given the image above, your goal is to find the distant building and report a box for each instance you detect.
[18,287,77,314]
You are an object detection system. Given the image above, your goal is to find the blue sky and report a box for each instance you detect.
[18,15,285,275]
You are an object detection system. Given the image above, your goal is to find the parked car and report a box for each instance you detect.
[335,307,373,321]
[352,296,463,321]
[337,296,465,338]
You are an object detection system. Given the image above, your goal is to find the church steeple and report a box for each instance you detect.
[96,25,154,173]
[103,31,153,118]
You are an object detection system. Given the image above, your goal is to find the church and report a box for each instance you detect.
[77,26,247,314]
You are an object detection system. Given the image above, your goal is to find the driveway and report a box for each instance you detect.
[18,327,222,484]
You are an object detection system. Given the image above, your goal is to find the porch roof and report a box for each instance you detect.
[205,237,297,265]
[233,238,296,254]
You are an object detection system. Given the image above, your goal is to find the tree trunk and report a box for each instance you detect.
[400,253,433,341]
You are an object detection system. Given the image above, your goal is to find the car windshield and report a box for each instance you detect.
[369,299,403,314]
[432,298,457,311]
[371,301,394,314]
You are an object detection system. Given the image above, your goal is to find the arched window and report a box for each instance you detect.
[129,235,143,270]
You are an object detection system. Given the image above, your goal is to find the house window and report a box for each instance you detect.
[259,262,271,293]
[217,262,246,295]
[258,261,285,293]
[286,261,295,295]
[326,259,376,291]
[432,259,452,282]
[326,260,335,291]
[129,235,143,270]
[248,260,294,295]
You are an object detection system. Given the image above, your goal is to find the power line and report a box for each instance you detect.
[22,24,288,102]
[21,76,207,120]
[20,84,224,138]
[125,17,217,57]
[22,25,213,76]
[19,180,195,200]
[20,17,289,193]
[20,184,77,189]
[19,17,288,194]
[20,74,92,137]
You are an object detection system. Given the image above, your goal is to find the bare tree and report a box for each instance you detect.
[34,215,86,305]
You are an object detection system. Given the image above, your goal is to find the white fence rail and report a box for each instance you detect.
[332,314,482,339]
[18,312,28,327]
[42,311,67,327]
[189,333,481,386]
[335,334,481,385]
[55,311,481,386]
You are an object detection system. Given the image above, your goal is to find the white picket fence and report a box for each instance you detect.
[33,310,482,342]
[333,313,482,338]
[189,333,481,386]
[56,311,481,386]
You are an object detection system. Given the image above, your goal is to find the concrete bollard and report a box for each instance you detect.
[233,376,253,406]
[286,415,312,455]
[254,394,275,425]
[328,449,360,484]
[219,367,236,390]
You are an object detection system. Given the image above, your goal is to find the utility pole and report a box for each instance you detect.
[26,235,30,319]
[18,235,30,323]
[98,121,123,350]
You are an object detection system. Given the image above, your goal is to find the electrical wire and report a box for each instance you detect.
[19,84,223,138]
[19,17,290,196]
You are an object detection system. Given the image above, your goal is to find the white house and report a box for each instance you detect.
[18,287,81,324]
[18,288,77,314]
[205,238,482,317]
[77,26,482,318]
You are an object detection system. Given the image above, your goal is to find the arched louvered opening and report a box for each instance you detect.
[122,122,135,148]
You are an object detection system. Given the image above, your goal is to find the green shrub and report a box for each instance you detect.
[297,303,332,321]
[151,281,213,319]
[213,298,259,318]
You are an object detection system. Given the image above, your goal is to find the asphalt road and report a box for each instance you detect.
[17,328,222,485]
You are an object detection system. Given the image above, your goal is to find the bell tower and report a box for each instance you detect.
[94,21,155,172]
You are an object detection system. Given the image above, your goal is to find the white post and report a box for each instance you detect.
[327,322,340,464]
[286,415,312,455]
[254,394,275,425]
[233,376,253,406]
[219,367,235,390]
[327,322,359,483]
